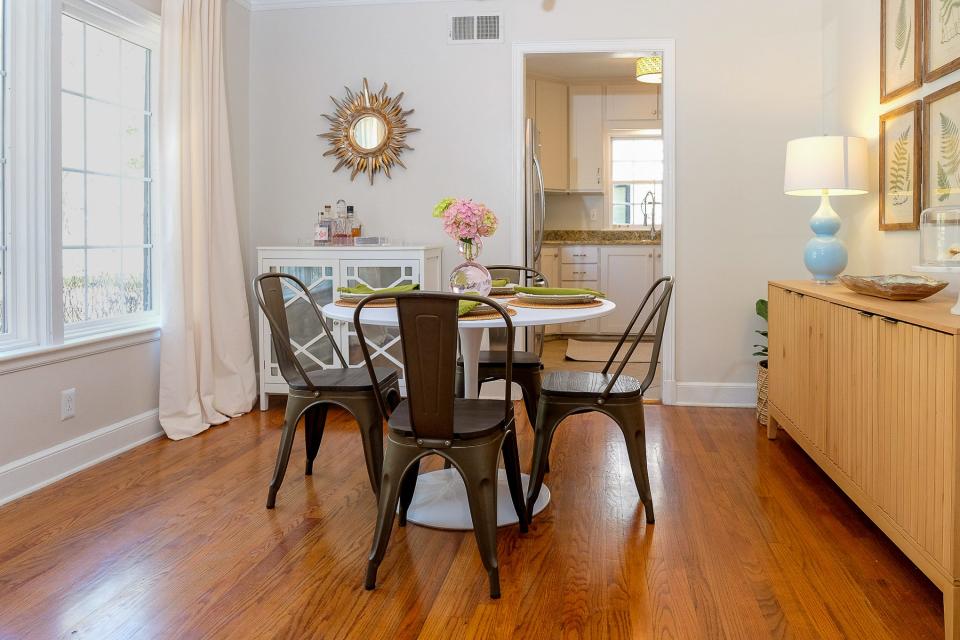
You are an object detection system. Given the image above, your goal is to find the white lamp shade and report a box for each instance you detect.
[783,135,868,196]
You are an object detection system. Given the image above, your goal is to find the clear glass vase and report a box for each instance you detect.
[448,239,492,296]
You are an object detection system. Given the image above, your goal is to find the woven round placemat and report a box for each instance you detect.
[335,298,397,308]
[459,307,518,321]
[506,298,604,310]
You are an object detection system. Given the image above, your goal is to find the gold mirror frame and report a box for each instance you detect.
[318,78,420,185]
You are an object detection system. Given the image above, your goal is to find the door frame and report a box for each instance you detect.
[511,39,678,404]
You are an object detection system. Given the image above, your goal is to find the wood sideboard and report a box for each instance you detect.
[767,280,960,639]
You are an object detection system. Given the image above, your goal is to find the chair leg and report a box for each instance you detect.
[365,440,418,590]
[266,395,312,509]
[343,395,384,497]
[452,441,504,599]
[608,402,655,524]
[516,368,542,433]
[455,366,465,399]
[501,430,528,533]
[304,404,328,476]
[525,398,565,516]
[398,458,421,527]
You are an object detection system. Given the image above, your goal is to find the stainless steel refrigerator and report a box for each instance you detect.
[524,117,547,353]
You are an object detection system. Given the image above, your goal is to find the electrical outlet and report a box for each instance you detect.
[589,209,598,221]
[61,388,76,420]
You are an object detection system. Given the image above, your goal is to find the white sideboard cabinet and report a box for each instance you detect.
[256,245,443,410]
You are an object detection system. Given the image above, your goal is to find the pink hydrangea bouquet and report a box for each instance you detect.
[432,197,498,243]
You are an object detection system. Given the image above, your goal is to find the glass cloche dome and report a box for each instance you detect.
[920,206,960,266]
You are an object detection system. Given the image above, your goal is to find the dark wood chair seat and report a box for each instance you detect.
[541,371,642,398]
[388,399,513,440]
[287,366,398,392]
[459,350,543,368]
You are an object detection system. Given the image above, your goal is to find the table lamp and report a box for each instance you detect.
[784,135,868,283]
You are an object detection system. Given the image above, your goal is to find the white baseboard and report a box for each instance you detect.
[673,382,757,407]
[0,409,163,507]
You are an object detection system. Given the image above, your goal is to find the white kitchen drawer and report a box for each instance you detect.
[561,246,598,264]
[561,263,598,281]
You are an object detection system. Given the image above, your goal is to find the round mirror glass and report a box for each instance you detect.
[351,115,387,151]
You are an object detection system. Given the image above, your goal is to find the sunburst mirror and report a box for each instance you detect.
[318,78,420,185]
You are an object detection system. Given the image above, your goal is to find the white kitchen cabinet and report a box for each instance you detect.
[598,245,658,335]
[256,245,442,409]
[535,79,569,191]
[540,247,560,335]
[568,84,603,192]
[605,82,659,122]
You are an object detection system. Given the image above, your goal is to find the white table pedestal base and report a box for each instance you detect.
[403,468,550,530]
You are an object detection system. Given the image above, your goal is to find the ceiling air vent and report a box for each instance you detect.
[449,14,502,44]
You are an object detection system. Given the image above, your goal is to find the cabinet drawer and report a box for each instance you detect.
[561,264,598,281]
[561,246,598,264]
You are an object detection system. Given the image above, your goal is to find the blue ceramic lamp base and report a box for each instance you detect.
[803,194,847,284]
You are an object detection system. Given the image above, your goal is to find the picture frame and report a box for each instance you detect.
[924,0,960,82]
[880,101,922,230]
[923,80,960,209]
[883,0,922,101]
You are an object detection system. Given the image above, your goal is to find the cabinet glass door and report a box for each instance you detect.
[262,261,339,384]
[341,261,419,382]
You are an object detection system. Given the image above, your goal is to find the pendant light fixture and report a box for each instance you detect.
[635,56,662,84]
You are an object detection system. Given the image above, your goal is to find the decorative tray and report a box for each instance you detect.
[837,274,948,301]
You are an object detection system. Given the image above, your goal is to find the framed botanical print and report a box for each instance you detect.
[883,0,922,101]
[925,0,960,81]
[924,81,960,208]
[880,101,922,230]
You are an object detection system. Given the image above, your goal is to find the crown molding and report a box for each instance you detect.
[249,0,459,10]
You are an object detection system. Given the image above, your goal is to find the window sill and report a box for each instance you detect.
[0,322,162,376]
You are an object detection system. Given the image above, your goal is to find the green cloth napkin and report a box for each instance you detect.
[515,286,605,298]
[490,278,511,287]
[458,300,482,316]
[337,283,420,295]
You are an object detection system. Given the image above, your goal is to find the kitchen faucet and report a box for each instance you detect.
[641,190,659,240]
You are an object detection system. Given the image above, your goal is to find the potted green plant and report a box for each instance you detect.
[754,298,769,425]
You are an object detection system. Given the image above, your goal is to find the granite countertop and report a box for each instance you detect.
[542,230,661,246]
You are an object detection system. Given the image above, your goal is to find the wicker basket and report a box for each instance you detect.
[755,360,769,426]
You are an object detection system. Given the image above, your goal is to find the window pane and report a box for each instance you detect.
[611,138,663,182]
[62,172,85,246]
[121,179,146,245]
[86,99,121,174]
[62,15,84,94]
[613,204,630,225]
[62,249,87,324]
[121,108,145,177]
[120,41,147,109]
[85,25,120,103]
[612,184,630,205]
[121,247,147,314]
[62,93,84,169]
[86,248,122,320]
[87,174,122,246]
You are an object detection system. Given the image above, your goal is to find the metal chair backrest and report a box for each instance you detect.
[253,273,347,389]
[599,277,674,401]
[354,292,514,440]
[484,265,547,356]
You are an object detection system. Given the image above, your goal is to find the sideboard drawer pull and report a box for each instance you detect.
[859,311,874,318]
[881,316,898,324]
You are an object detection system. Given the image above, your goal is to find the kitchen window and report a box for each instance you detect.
[609,133,663,228]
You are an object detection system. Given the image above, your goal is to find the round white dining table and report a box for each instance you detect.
[322,297,616,530]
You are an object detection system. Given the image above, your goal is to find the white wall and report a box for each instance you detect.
[248,0,824,399]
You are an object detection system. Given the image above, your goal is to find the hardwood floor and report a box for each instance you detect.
[0,402,944,639]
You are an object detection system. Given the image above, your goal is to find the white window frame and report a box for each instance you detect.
[604,129,663,230]
[0,0,160,361]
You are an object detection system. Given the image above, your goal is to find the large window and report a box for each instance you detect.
[61,12,153,327]
[610,134,663,227]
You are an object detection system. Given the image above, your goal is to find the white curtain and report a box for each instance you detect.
[158,0,256,439]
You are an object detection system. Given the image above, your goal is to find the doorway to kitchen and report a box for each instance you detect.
[511,40,676,403]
